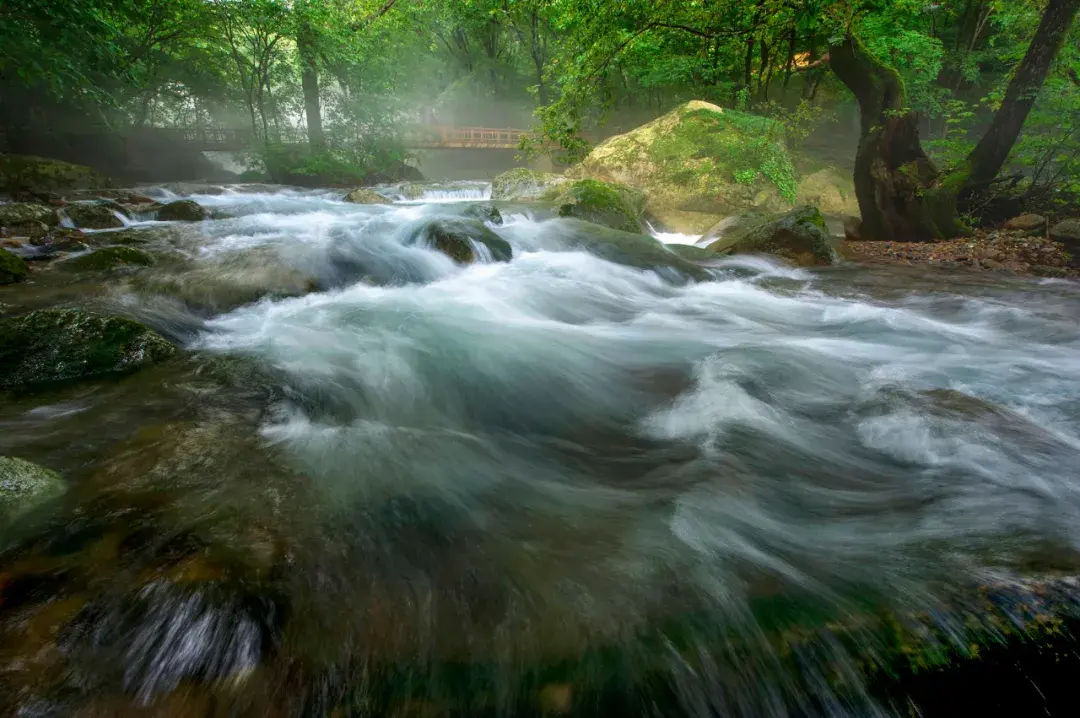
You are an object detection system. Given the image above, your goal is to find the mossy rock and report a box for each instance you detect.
[544,179,645,233]
[569,101,797,215]
[344,188,392,205]
[58,246,154,272]
[706,205,838,267]
[795,168,859,216]
[665,244,716,262]
[0,456,66,520]
[63,200,128,229]
[491,168,567,201]
[156,199,210,222]
[415,218,512,263]
[463,203,503,225]
[0,203,60,227]
[0,154,113,195]
[554,220,710,280]
[0,247,29,284]
[0,308,176,389]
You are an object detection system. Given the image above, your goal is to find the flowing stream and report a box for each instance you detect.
[2,184,1080,715]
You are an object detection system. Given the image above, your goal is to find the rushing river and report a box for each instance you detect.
[2,184,1080,716]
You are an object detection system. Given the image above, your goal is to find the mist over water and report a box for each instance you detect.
[4,185,1080,715]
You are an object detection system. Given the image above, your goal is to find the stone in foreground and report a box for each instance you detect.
[0,203,59,228]
[156,199,211,222]
[1005,214,1047,232]
[58,246,154,272]
[546,179,645,233]
[63,200,128,229]
[0,308,176,389]
[416,218,512,263]
[344,188,392,204]
[706,206,839,267]
[0,456,66,520]
[0,247,29,284]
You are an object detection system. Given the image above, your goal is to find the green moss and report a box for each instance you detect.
[707,205,838,267]
[419,218,512,263]
[0,308,176,389]
[547,179,645,233]
[344,188,392,205]
[0,247,29,284]
[0,203,59,227]
[58,246,154,272]
[0,456,65,520]
[0,154,112,194]
[491,168,566,201]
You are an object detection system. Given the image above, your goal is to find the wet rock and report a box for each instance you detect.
[666,244,715,262]
[0,154,113,195]
[491,168,567,201]
[699,212,772,246]
[547,179,646,233]
[463,203,503,225]
[344,188,392,205]
[417,218,512,263]
[0,247,29,284]
[1005,214,1047,233]
[62,200,128,229]
[156,199,210,222]
[0,202,59,228]
[0,456,65,520]
[557,220,709,280]
[30,227,90,253]
[706,205,838,267]
[57,246,154,272]
[3,219,50,239]
[0,308,176,389]
[1050,218,1080,266]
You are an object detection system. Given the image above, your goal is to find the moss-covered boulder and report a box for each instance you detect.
[0,456,66,520]
[58,246,154,272]
[414,218,512,263]
[0,203,59,228]
[665,244,716,262]
[344,188,392,205]
[555,220,709,280]
[30,227,90,254]
[63,200,128,229]
[5,219,50,239]
[706,205,839,267]
[0,154,112,195]
[463,203,503,225]
[156,199,210,222]
[795,168,859,216]
[569,101,797,216]
[491,168,567,201]
[543,179,646,233]
[0,247,29,284]
[0,309,175,389]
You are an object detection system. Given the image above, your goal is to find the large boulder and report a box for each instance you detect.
[568,101,797,215]
[62,200,128,229]
[156,199,210,222]
[0,308,176,389]
[1050,218,1080,266]
[554,220,710,281]
[0,203,60,227]
[344,188,392,205]
[1005,214,1048,233]
[706,205,839,267]
[491,168,567,201]
[795,168,859,216]
[544,179,646,233]
[58,246,154,272]
[0,154,112,196]
[0,456,66,520]
[0,247,29,284]
[414,218,512,263]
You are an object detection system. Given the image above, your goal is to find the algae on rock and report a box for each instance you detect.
[0,456,66,520]
[344,188,392,204]
[0,308,176,389]
[544,179,646,233]
[0,247,29,284]
[415,218,512,263]
[705,206,839,267]
[58,246,154,272]
[0,154,113,195]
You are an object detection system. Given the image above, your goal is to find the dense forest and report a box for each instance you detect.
[1,0,1078,234]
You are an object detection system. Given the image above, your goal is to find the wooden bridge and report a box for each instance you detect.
[143,126,533,151]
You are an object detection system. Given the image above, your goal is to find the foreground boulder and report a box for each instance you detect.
[706,205,839,267]
[0,308,176,389]
[1005,214,1048,233]
[545,179,645,233]
[1051,218,1080,266]
[568,101,799,216]
[0,247,29,284]
[463,203,503,225]
[58,246,154,272]
[344,188,392,205]
[491,168,567,201]
[0,203,59,227]
[156,199,210,222]
[0,154,112,196]
[555,220,710,280]
[414,218,512,263]
[62,200,128,229]
[0,456,66,520]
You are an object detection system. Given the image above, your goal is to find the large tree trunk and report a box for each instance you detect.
[298,24,326,151]
[962,0,1080,188]
[829,36,954,241]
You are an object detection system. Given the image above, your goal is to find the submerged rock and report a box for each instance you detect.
[0,247,29,284]
[463,203,503,225]
[156,199,210,222]
[417,218,512,263]
[0,308,176,389]
[556,220,710,280]
[706,205,838,267]
[491,168,567,201]
[0,202,60,228]
[0,456,65,520]
[344,188,392,205]
[546,179,646,234]
[62,200,128,229]
[58,246,154,272]
[0,154,112,195]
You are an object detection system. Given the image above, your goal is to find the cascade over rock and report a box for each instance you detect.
[491,168,567,201]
